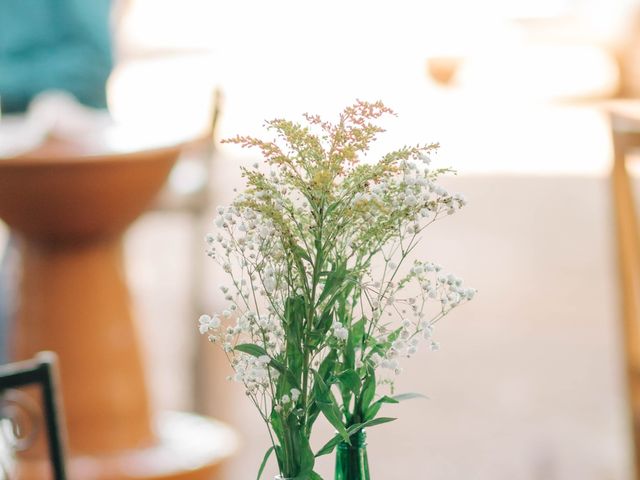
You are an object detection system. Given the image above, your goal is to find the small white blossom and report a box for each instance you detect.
[290,388,301,402]
[334,327,349,341]
[198,314,221,334]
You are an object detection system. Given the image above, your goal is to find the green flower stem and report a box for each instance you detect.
[302,200,325,432]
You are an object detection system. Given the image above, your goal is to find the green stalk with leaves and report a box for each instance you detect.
[200,100,474,479]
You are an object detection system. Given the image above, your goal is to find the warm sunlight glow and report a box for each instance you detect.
[110,0,631,176]
[107,54,216,137]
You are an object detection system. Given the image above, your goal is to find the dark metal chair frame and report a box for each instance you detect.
[0,352,67,480]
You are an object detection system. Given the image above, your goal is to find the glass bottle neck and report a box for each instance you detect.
[335,429,370,480]
[338,429,367,450]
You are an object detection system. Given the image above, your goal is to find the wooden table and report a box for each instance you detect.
[0,120,236,479]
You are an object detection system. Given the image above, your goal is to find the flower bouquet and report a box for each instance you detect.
[200,101,474,479]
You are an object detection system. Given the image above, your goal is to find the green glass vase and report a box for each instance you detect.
[334,429,370,480]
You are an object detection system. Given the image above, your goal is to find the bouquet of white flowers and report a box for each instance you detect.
[200,101,474,479]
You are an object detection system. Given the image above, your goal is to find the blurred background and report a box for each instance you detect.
[3,0,640,478]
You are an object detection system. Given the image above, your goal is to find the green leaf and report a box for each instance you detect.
[318,350,337,380]
[297,427,315,477]
[270,411,284,444]
[387,326,403,343]
[306,401,321,428]
[313,371,349,441]
[317,262,347,305]
[268,358,300,393]
[365,395,398,421]
[345,318,365,369]
[292,244,312,263]
[336,282,355,319]
[319,395,348,441]
[315,434,343,457]
[310,307,333,348]
[282,413,312,476]
[338,369,361,395]
[378,395,400,404]
[274,445,284,473]
[365,393,427,421]
[306,350,338,427]
[359,416,396,428]
[393,392,428,402]
[256,446,274,480]
[315,417,397,457]
[284,295,306,329]
[268,358,285,374]
[280,296,306,395]
[235,344,268,358]
[366,403,381,421]
[350,318,365,346]
[359,368,376,413]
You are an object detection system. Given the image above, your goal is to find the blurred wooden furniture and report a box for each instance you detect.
[0,121,237,479]
[610,101,640,480]
[426,56,463,86]
[152,90,221,411]
[0,352,67,479]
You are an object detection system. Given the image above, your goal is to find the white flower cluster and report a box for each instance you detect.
[199,193,302,408]
[232,354,279,394]
[340,155,468,261]
[201,162,475,393]
[353,166,464,217]
[207,204,279,266]
[356,259,475,380]
[198,314,220,334]
[198,107,475,430]
[274,388,302,413]
[331,320,349,341]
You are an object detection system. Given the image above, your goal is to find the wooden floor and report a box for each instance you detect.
[126,172,632,480]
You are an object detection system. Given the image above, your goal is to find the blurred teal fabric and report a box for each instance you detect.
[0,0,112,361]
[0,0,113,113]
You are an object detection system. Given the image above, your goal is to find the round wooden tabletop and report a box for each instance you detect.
[0,113,208,164]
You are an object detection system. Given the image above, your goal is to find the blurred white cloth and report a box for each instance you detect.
[0,90,205,158]
[0,91,111,157]
[0,419,15,480]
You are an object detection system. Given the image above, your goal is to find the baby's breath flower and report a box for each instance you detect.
[198,100,474,479]
[198,314,221,334]
[290,388,301,402]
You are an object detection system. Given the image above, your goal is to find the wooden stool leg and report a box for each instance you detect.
[0,147,237,480]
[13,238,153,454]
[612,128,640,480]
